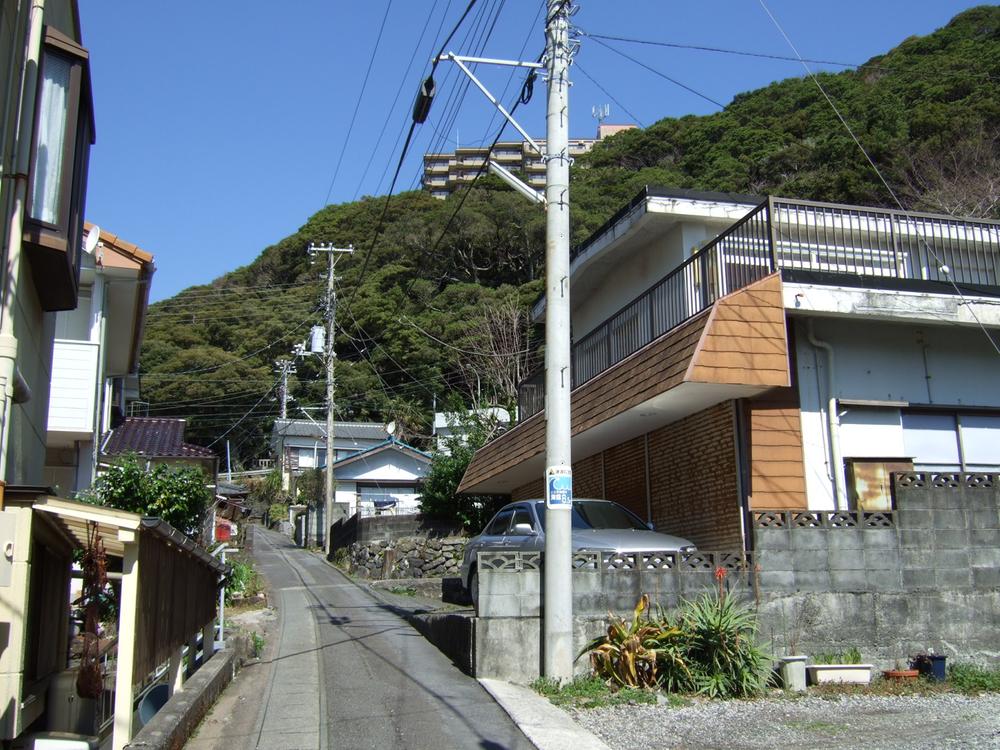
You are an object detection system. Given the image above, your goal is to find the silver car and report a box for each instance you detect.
[460,498,696,609]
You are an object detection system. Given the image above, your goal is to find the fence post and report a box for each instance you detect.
[766,196,778,273]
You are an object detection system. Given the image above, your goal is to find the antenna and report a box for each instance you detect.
[592,103,610,125]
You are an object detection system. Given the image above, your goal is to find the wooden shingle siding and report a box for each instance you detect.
[459,311,711,492]
[459,274,789,494]
[745,387,807,509]
[646,402,742,549]
[687,273,789,387]
[509,403,744,549]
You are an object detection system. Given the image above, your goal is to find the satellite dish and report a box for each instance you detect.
[84,225,101,255]
[386,421,396,436]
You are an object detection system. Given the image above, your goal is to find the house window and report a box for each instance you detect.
[23,27,94,311]
[902,412,1000,472]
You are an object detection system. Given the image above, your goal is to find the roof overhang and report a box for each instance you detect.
[464,380,767,495]
[30,495,226,573]
[533,190,758,321]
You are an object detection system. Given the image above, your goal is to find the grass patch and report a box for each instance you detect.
[948,663,1000,693]
[531,675,662,710]
[388,585,418,597]
[785,719,848,733]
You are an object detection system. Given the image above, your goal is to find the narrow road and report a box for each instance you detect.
[190,526,532,750]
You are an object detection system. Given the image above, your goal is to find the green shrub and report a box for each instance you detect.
[680,592,771,699]
[813,647,862,665]
[268,503,289,525]
[225,559,262,605]
[531,675,658,709]
[948,663,1000,693]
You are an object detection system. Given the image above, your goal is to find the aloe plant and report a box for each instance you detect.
[581,592,770,698]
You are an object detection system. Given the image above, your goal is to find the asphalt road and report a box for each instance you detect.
[187,526,532,750]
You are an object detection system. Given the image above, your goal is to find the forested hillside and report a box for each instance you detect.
[140,6,1000,465]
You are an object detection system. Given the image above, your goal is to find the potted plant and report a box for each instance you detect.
[883,659,920,681]
[806,648,873,685]
[912,652,947,682]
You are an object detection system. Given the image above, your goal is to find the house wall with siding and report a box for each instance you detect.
[510,401,743,549]
[745,387,807,509]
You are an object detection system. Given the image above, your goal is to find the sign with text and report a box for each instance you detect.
[545,466,573,509]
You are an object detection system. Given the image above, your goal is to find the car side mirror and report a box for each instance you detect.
[511,523,536,535]
[646,521,654,531]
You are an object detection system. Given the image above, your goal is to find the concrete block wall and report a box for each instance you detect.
[474,474,1000,681]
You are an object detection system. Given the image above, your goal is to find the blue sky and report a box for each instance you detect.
[81,1,983,302]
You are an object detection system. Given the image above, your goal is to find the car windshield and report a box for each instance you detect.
[533,501,648,531]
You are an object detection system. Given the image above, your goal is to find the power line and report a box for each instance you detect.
[207,379,281,448]
[352,0,443,201]
[586,34,728,111]
[574,61,645,128]
[343,0,485,311]
[322,0,395,206]
[576,29,859,68]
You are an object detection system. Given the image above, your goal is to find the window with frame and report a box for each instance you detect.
[901,412,1000,472]
[23,26,94,311]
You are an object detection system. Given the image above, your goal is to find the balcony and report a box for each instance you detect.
[518,197,1000,421]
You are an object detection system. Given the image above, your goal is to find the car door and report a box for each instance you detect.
[472,507,515,558]
[503,504,542,552]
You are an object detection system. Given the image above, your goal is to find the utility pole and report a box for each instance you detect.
[308,243,353,555]
[275,358,296,419]
[433,0,575,681]
[542,0,575,682]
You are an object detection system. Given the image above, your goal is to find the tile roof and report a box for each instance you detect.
[101,417,216,459]
[271,419,388,441]
[330,437,431,472]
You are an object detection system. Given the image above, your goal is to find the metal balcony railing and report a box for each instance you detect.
[516,197,1000,422]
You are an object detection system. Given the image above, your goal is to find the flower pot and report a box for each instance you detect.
[779,656,807,692]
[912,654,947,682]
[806,664,873,685]
[883,668,920,681]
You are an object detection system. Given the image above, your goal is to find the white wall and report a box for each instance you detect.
[47,341,99,435]
[334,451,428,482]
[795,317,1000,509]
[573,222,715,339]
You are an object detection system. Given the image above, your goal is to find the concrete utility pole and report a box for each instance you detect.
[275,358,296,419]
[542,0,575,682]
[308,243,353,554]
[435,0,576,681]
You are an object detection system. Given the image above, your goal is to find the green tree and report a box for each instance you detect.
[419,410,507,532]
[90,454,212,538]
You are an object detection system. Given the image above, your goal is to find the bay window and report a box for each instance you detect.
[23,26,94,311]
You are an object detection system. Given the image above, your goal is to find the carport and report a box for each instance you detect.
[4,492,226,750]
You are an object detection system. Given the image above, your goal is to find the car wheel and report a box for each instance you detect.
[469,567,479,616]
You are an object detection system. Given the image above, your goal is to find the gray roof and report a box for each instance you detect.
[271,419,388,441]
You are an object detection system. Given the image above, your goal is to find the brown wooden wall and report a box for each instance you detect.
[687,273,789,387]
[510,401,744,550]
[745,387,807,509]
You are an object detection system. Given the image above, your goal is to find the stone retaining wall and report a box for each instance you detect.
[348,536,467,579]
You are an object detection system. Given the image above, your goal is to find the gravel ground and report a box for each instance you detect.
[571,693,1000,750]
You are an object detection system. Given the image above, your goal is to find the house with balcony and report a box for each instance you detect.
[44,225,154,496]
[458,187,1000,550]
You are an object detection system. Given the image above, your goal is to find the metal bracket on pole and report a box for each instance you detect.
[488,160,546,206]
[438,52,545,157]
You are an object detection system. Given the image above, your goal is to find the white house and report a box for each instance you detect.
[332,438,431,517]
[460,187,1000,550]
[432,407,513,454]
[44,225,153,496]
